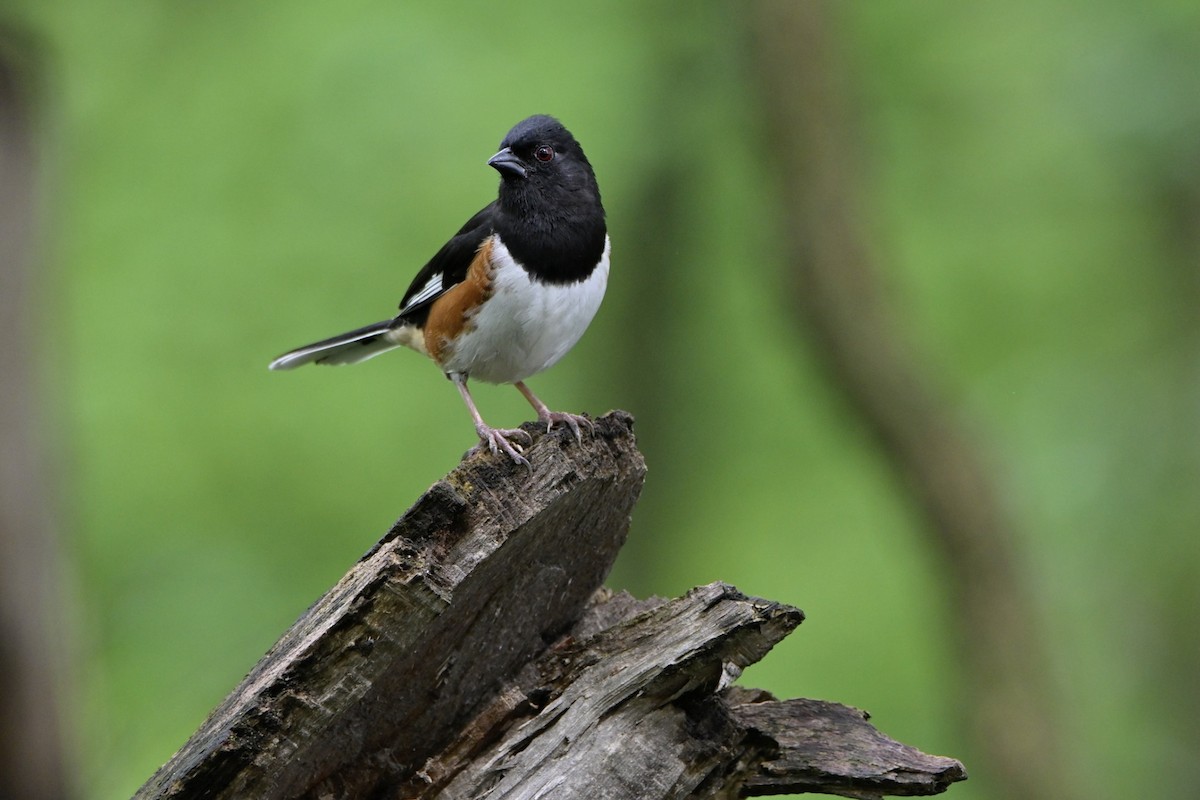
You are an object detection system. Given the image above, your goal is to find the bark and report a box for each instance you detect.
[135,413,965,799]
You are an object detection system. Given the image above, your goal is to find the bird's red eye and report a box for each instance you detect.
[534,145,555,162]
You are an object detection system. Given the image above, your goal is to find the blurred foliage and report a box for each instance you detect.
[3,0,1197,798]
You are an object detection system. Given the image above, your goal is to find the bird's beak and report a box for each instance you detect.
[488,147,527,178]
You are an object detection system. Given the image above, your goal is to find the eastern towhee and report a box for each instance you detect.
[269,115,609,467]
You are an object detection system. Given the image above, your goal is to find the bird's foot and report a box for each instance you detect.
[538,411,595,444]
[471,424,533,469]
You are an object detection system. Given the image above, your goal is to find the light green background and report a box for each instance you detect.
[6,2,1197,798]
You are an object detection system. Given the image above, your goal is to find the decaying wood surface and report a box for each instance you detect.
[136,411,965,799]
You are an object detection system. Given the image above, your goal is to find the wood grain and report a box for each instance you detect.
[136,412,645,800]
[134,410,966,799]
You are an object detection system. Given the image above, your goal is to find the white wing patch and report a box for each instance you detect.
[400,272,444,315]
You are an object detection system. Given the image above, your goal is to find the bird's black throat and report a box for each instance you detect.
[495,187,607,285]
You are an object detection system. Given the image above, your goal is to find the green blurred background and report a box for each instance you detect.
[1,1,1197,798]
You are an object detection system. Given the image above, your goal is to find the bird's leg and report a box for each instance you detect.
[450,373,532,468]
[514,381,594,444]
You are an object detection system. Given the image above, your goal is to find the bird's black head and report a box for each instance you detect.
[488,115,601,212]
[486,115,606,283]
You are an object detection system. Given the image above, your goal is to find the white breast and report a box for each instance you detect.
[440,236,609,385]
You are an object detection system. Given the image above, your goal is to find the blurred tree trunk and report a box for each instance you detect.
[1150,143,1200,796]
[0,28,70,800]
[603,9,701,592]
[747,4,1073,799]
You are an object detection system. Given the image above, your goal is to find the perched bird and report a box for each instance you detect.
[269,115,609,467]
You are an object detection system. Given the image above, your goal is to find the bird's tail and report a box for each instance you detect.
[269,320,401,370]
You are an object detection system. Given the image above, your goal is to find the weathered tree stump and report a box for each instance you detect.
[135,411,965,799]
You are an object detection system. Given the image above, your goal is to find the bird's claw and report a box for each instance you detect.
[539,411,594,444]
[471,425,533,469]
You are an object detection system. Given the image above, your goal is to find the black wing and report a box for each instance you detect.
[393,202,498,326]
